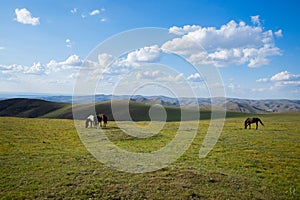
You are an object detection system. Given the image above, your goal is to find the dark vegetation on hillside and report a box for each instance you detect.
[0,98,246,121]
[0,98,67,118]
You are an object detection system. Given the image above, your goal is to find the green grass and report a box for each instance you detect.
[0,114,299,199]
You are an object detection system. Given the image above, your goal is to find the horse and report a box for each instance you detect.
[244,117,264,129]
[97,114,108,127]
[85,114,97,128]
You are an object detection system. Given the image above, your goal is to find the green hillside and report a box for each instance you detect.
[44,100,206,121]
[0,98,68,118]
[1,114,299,199]
[0,98,249,121]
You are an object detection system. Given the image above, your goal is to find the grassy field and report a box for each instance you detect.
[0,114,299,199]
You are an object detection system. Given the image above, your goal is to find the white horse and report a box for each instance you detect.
[85,115,97,128]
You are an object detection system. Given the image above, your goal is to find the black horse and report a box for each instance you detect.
[97,114,108,127]
[244,117,264,129]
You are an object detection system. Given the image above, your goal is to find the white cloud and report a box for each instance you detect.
[98,53,115,67]
[162,17,281,67]
[0,55,83,75]
[63,55,82,66]
[89,9,100,16]
[256,78,269,82]
[15,8,40,26]
[0,64,24,74]
[187,73,203,82]
[0,47,5,50]
[251,87,267,92]
[169,25,201,35]
[70,8,77,14]
[136,70,161,80]
[275,29,283,38]
[25,62,44,74]
[251,15,261,26]
[125,70,185,84]
[65,38,73,48]
[270,71,300,81]
[47,55,83,72]
[256,71,300,89]
[0,62,45,75]
[80,8,105,19]
[118,45,161,67]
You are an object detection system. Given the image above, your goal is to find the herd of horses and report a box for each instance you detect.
[85,114,108,128]
[85,114,264,130]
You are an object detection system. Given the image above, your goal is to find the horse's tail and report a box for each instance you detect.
[85,119,89,128]
[258,118,264,126]
[244,118,249,129]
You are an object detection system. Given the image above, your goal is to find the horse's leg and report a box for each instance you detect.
[256,122,258,129]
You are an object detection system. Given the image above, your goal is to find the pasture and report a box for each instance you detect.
[0,114,299,199]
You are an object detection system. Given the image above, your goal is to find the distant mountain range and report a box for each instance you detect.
[0,93,300,114]
[130,96,300,113]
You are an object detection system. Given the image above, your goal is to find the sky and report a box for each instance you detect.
[0,0,300,99]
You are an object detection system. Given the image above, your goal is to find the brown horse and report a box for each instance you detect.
[244,117,264,129]
[96,114,108,127]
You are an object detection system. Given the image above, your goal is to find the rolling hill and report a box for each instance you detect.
[0,98,68,118]
[0,98,217,121]
[1,97,299,121]
[1,93,300,113]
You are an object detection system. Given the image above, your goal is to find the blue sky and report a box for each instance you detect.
[0,0,299,99]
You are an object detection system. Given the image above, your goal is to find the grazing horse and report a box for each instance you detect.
[97,114,108,127]
[85,115,97,128]
[244,117,264,129]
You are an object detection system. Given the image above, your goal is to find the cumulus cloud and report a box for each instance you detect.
[275,29,283,38]
[65,38,73,48]
[47,54,83,72]
[89,9,100,16]
[256,78,269,83]
[133,70,184,83]
[136,70,161,80]
[89,8,105,16]
[100,18,107,22]
[169,25,202,35]
[187,73,203,82]
[0,55,84,77]
[70,8,77,14]
[162,17,281,67]
[0,62,45,75]
[270,71,300,81]
[15,8,40,26]
[117,45,161,67]
[25,62,44,74]
[98,53,115,67]
[257,71,300,88]
[251,15,261,25]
